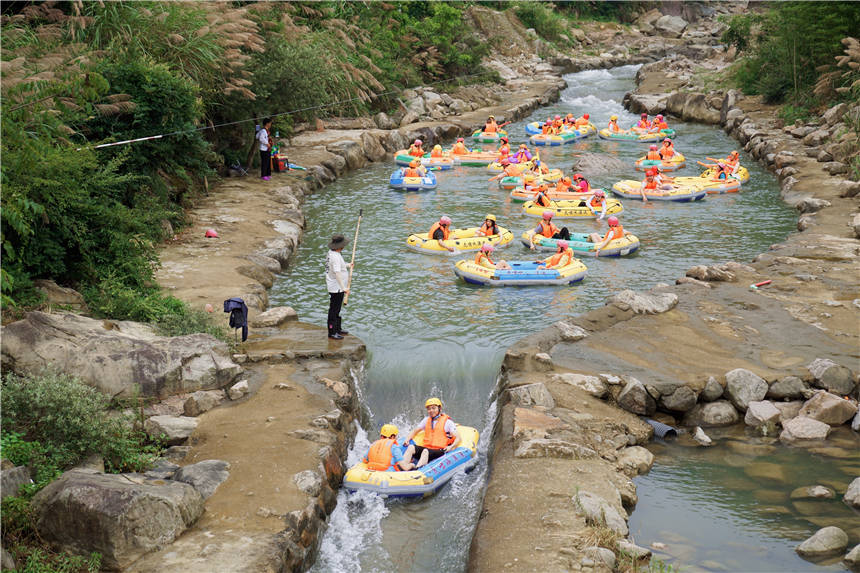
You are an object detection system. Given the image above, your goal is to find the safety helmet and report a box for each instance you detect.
[414,139,422,145]
[440,216,452,225]
[481,243,494,252]
[544,120,552,125]
[410,160,420,167]
[641,113,647,117]
[380,424,398,438]
[607,216,619,227]
[542,210,554,220]
[610,115,618,120]
[520,143,527,148]
[573,173,583,180]
[433,144,442,150]
[555,115,561,120]
[583,113,590,119]
[488,115,495,120]
[204,228,218,238]
[501,137,508,143]
[563,176,572,183]
[650,144,658,150]
[656,114,663,120]
[594,189,605,198]
[457,137,464,143]
[557,240,569,249]
[485,214,496,222]
[730,150,739,157]
[663,138,672,143]
[425,397,443,408]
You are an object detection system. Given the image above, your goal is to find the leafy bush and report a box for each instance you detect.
[513,2,570,44]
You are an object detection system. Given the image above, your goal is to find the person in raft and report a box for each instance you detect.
[527,210,570,250]
[659,138,676,159]
[572,173,591,193]
[474,243,511,270]
[652,114,669,131]
[635,112,651,130]
[363,424,412,472]
[484,115,499,133]
[537,240,575,270]
[430,144,444,158]
[586,189,608,220]
[475,213,500,238]
[401,159,426,178]
[607,115,622,133]
[573,113,590,129]
[407,139,425,157]
[588,215,627,256]
[512,144,532,164]
[401,398,461,468]
[325,234,351,340]
[645,144,662,162]
[496,137,511,161]
[429,215,454,253]
[257,117,273,181]
[451,137,469,155]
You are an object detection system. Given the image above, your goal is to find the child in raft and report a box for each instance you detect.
[587,216,628,256]
[537,240,575,270]
[475,243,511,270]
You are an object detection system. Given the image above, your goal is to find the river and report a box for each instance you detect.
[270,65,804,572]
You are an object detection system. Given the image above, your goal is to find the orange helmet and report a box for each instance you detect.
[409,160,420,167]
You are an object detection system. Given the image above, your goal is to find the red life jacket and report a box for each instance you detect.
[429,222,450,240]
[423,414,454,449]
[365,438,396,471]
[644,178,658,190]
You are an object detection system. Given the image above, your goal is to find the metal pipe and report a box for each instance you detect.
[645,418,677,439]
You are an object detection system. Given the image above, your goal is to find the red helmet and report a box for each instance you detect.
[647,167,659,176]
[583,114,589,119]
[501,137,508,142]
[656,114,663,120]
[204,229,218,238]
[542,210,554,220]
[641,113,647,118]
[573,173,583,180]
[607,216,619,227]
[663,138,672,143]
[457,137,464,143]
[649,144,658,150]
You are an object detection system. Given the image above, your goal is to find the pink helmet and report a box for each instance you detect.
[481,243,494,252]
[557,240,569,249]
[649,144,658,150]
[555,115,561,119]
[204,229,218,238]
[440,216,452,225]
[542,210,554,220]
[641,113,647,117]
[656,114,664,120]
[607,216,619,227]
[663,138,672,143]
[594,189,605,198]
[583,113,589,119]
[457,137,464,142]
[414,139,422,145]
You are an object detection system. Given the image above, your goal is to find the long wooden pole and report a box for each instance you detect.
[343,208,362,306]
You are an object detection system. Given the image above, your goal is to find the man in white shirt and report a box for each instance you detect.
[257,118,272,181]
[325,234,351,340]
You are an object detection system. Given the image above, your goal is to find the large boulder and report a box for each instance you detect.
[1,311,241,398]
[798,391,858,425]
[249,306,297,328]
[1,465,32,499]
[744,400,781,427]
[682,401,739,427]
[659,386,698,412]
[796,526,849,558]
[144,415,199,445]
[654,15,688,38]
[507,382,555,408]
[573,491,628,535]
[617,377,656,416]
[173,460,230,499]
[183,390,224,417]
[845,477,860,509]
[779,416,831,443]
[807,358,855,395]
[610,290,678,314]
[767,376,807,400]
[617,446,654,476]
[552,373,607,399]
[724,368,768,411]
[31,469,204,570]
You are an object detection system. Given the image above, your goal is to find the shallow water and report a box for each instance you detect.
[269,65,802,572]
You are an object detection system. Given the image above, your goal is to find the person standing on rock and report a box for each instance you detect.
[257,118,273,181]
[325,234,351,340]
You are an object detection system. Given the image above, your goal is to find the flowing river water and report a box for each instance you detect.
[267,66,855,572]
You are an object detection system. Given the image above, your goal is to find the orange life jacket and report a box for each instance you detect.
[497,143,510,157]
[644,178,658,190]
[475,251,494,267]
[541,124,550,134]
[452,143,469,155]
[637,120,651,129]
[552,119,564,130]
[479,221,498,236]
[485,121,498,133]
[609,121,620,133]
[423,414,454,449]
[603,225,624,244]
[555,180,571,193]
[725,156,738,167]
[546,248,573,268]
[588,196,603,209]
[660,145,674,159]
[430,148,443,158]
[428,222,450,240]
[365,438,396,471]
[537,220,560,238]
[504,164,522,177]
[646,151,661,161]
[535,192,551,207]
[403,168,420,178]
[408,145,424,157]
[654,121,669,130]
[574,118,588,128]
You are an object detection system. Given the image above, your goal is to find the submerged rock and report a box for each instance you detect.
[796,526,849,558]
[790,485,835,500]
[845,477,860,509]
[682,400,739,427]
[692,426,713,446]
[779,416,830,443]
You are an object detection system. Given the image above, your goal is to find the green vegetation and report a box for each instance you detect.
[1,370,161,571]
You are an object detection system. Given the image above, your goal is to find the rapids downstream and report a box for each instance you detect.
[270,65,801,572]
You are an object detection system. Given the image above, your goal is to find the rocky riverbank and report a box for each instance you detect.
[469,30,859,573]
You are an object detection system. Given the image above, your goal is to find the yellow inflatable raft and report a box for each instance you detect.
[406,226,514,254]
[522,198,624,219]
[634,153,687,172]
[700,165,750,184]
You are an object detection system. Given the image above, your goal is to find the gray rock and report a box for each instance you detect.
[0,311,241,399]
[824,161,848,175]
[143,459,179,480]
[399,111,419,127]
[844,544,860,569]
[725,368,768,411]
[686,264,736,282]
[853,410,860,432]
[796,197,831,214]
[774,400,804,422]
[682,400,740,427]
[768,376,807,400]
[573,491,628,535]
[803,128,830,146]
[824,102,848,126]
[245,253,282,274]
[659,386,698,412]
[31,469,203,570]
[617,377,656,416]
[701,376,724,402]
[173,460,230,499]
[373,112,397,130]
[610,290,678,314]
[854,214,860,240]
[183,390,224,417]
[552,373,607,399]
[507,382,555,409]
[1,465,32,499]
[249,306,297,328]
[779,416,831,443]
[796,526,848,558]
[554,320,589,342]
[654,14,688,38]
[617,446,654,476]
[693,426,713,446]
[144,415,198,445]
[845,477,860,509]
[514,438,597,460]
[838,179,860,198]
[789,485,835,500]
[228,379,249,400]
[799,391,858,425]
[744,400,781,427]
[807,358,856,395]
[572,152,629,176]
[164,445,191,462]
[617,539,652,560]
[1,547,16,571]
[584,546,616,569]
[293,470,322,497]
[33,279,88,312]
